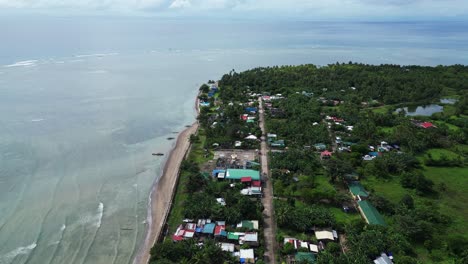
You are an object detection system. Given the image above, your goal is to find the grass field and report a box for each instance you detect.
[361,175,409,202]
[423,165,468,240]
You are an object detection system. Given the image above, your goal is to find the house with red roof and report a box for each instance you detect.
[320,150,333,160]
[420,122,435,129]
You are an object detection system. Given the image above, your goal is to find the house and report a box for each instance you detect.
[202,223,216,235]
[227,232,242,241]
[295,252,316,264]
[314,230,336,241]
[348,181,369,200]
[245,107,258,113]
[357,200,386,226]
[241,232,259,246]
[309,244,319,253]
[212,169,226,178]
[240,186,262,196]
[320,150,333,160]
[219,242,235,252]
[215,225,227,237]
[374,253,394,264]
[270,140,286,148]
[267,133,277,142]
[216,198,226,206]
[420,121,435,129]
[239,249,255,263]
[314,143,327,151]
[225,169,261,181]
[237,220,259,230]
[235,141,243,148]
[245,135,258,140]
[331,116,344,123]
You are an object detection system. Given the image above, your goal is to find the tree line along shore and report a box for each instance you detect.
[149,63,468,264]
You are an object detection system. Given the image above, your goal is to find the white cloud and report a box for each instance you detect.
[0,0,466,19]
[169,0,191,9]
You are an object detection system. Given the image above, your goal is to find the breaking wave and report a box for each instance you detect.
[0,242,37,264]
[77,202,104,228]
[75,53,118,58]
[3,60,38,68]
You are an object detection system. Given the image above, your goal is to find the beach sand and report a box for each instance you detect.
[134,97,199,264]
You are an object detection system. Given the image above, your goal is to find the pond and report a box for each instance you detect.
[440,98,458,104]
[395,104,444,116]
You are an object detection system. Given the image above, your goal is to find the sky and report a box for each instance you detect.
[0,0,467,20]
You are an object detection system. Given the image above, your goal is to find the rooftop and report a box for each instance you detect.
[295,252,316,263]
[348,181,369,197]
[358,200,386,226]
[226,169,260,181]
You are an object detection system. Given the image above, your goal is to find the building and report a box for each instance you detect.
[225,169,261,181]
[314,143,327,151]
[320,150,333,160]
[237,220,259,230]
[294,252,316,263]
[357,200,386,226]
[314,230,337,241]
[239,249,255,263]
[241,232,259,246]
[374,253,393,264]
[420,122,435,129]
[270,139,286,148]
[348,181,369,200]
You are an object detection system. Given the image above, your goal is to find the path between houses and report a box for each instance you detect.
[258,97,277,264]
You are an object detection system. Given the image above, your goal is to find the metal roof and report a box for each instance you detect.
[358,200,386,226]
[226,169,260,181]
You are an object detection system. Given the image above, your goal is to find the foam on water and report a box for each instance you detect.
[96,202,104,228]
[77,203,105,228]
[4,60,38,68]
[0,243,37,264]
[75,53,118,58]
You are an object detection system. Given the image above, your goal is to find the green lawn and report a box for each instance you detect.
[329,206,362,226]
[423,165,468,239]
[361,176,409,203]
[371,105,394,114]
[423,148,461,160]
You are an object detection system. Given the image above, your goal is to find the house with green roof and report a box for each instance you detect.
[270,139,285,148]
[225,169,260,181]
[314,143,327,151]
[295,252,316,263]
[348,181,369,200]
[357,200,386,226]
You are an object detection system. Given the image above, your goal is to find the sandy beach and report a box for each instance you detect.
[133,97,199,264]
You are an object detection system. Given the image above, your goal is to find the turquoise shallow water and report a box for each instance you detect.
[0,18,467,264]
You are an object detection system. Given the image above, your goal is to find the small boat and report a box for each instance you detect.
[152,153,164,156]
[185,125,191,128]
[167,137,175,140]
[121,228,134,231]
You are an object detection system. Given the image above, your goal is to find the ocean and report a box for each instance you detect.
[0,16,467,264]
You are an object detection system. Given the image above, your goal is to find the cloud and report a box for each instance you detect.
[169,0,191,8]
[0,0,466,19]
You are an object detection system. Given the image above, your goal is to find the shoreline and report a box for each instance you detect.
[133,92,200,264]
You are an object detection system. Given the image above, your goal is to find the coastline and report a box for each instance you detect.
[133,93,199,264]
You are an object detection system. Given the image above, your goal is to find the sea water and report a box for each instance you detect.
[0,17,467,264]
